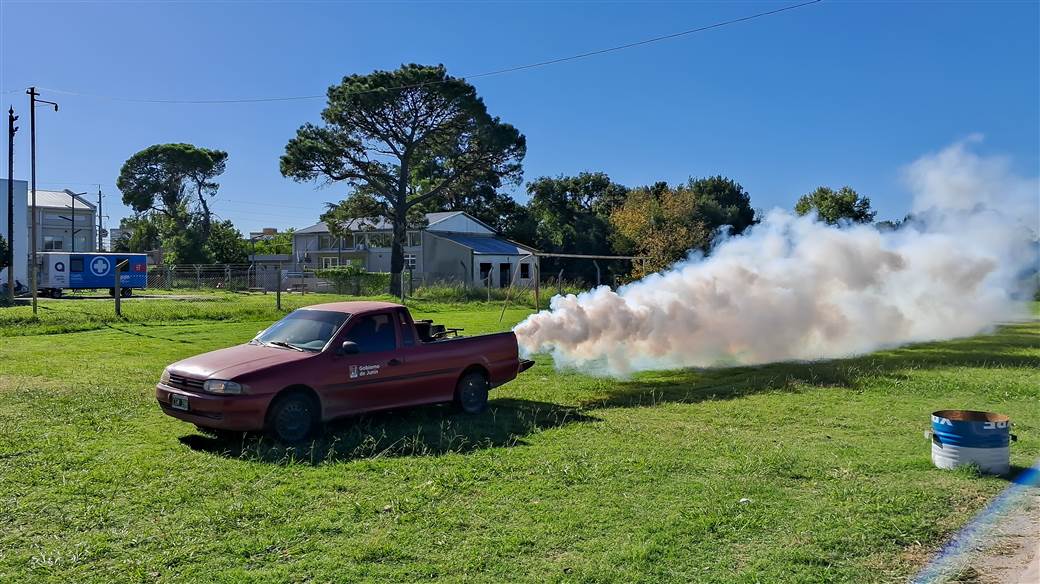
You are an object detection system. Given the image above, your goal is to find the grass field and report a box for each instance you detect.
[0,294,1037,582]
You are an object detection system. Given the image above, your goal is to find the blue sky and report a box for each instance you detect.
[1,0,1037,234]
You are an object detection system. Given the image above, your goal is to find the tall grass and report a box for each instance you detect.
[409,280,588,309]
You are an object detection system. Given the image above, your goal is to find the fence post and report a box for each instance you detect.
[276,263,282,310]
[166,265,172,290]
[557,269,564,295]
[400,272,406,303]
[195,265,201,288]
[534,265,540,310]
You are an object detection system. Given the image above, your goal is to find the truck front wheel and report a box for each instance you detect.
[266,391,319,444]
[454,371,489,414]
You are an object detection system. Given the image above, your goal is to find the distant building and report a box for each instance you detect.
[27,189,97,253]
[291,211,539,287]
[249,227,281,240]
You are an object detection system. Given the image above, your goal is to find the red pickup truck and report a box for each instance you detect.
[156,301,534,442]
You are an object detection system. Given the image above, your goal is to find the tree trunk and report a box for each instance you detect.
[389,205,406,297]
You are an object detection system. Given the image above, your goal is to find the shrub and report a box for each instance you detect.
[315,265,392,296]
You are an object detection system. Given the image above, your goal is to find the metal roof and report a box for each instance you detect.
[432,232,535,255]
[27,189,96,211]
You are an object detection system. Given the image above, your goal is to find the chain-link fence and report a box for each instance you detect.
[144,265,552,298]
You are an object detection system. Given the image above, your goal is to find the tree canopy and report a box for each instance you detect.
[794,186,876,224]
[117,143,228,236]
[116,143,228,263]
[281,64,526,294]
[206,220,248,264]
[252,229,295,255]
[609,176,757,278]
[526,172,629,283]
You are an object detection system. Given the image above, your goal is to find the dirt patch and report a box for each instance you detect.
[948,489,1040,583]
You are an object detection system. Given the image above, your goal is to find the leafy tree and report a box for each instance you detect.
[795,186,876,224]
[0,233,8,271]
[117,143,228,264]
[526,172,629,284]
[281,64,526,295]
[251,228,295,255]
[111,216,161,253]
[206,220,248,264]
[610,177,758,279]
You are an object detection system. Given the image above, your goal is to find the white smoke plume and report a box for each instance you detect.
[514,140,1039,376]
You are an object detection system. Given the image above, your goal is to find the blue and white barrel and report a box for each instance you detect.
[930,410,1011,475]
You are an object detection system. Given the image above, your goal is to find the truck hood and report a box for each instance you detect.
[168,343,315,380]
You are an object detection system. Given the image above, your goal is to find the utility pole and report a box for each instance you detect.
[70,190,75,253]
[27,87,59,315]
[96,186,103,251]
[6,107,17,304]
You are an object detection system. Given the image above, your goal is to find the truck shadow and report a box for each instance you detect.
[179,398,598,464]
[582,321,1039,410]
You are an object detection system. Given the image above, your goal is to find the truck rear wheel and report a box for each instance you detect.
[266,391,319,444]
[454,371,489,414]
[120,288,133,298]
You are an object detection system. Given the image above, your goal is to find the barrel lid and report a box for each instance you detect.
[932,410,1009,423]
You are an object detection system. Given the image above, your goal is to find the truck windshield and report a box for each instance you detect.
[254,310,349,352]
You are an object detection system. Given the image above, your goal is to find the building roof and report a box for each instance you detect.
[296,216,393,234]
[432,232,536,255]
[27,189,96,211]
[297,211,490,235]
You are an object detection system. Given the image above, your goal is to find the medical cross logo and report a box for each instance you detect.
[90,256,111,277]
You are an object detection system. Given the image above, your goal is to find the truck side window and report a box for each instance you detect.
[70,258,84,273]
[397,311,414,347]
[344,314,396,353]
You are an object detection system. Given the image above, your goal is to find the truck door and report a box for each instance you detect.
[391,309,457,405]
[326,311,407,416]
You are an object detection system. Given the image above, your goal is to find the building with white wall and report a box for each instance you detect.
[28,189,97,253]
[0,179,29,286]
[291,211,539,287]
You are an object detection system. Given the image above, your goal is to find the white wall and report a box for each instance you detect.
[0,179,29,285]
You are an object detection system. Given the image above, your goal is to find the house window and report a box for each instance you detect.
[407,231,422,247]
[367,233,392,248]
[321,257,340,268]
[44,236,63,251]
[318,235,340,250]
[520,263,530,279]
[404,253,417,270]
[352,233,367,249]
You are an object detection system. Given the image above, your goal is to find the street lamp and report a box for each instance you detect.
[58,191,89,253]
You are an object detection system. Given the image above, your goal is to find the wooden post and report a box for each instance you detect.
[534,264,540,310]
[114,259,128,316]
[276,263,282,310]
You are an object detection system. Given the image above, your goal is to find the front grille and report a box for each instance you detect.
[168,373,205,392]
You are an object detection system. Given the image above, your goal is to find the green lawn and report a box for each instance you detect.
[0,294,1037,582]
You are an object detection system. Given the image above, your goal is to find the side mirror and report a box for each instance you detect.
[339,341,360,355]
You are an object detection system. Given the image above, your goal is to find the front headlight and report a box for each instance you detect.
[204,379,243,395]
[160,368,171,384]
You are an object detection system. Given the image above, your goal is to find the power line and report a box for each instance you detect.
[29,0,821,105]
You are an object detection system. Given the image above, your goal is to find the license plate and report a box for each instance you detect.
[170,394,189,411]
